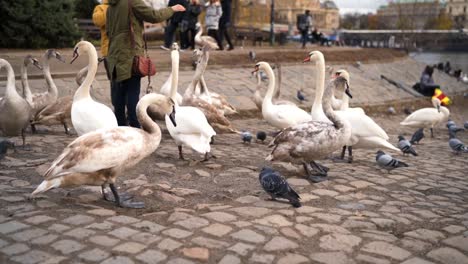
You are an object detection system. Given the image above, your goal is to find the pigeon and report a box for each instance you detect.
[410,128,424,145]
[398,135,418,156]
[256,131,267,143]
[0,138,15,160]
[403,108,413,115]
[387,106,396,115]
[447,120,465,134]
[259,167,301,208]
[241,131,253,143]
[465,121,468,130]
[449,134,468,154]
[249,50,256,62]
[297,90,306,103]
[376,150,409,172]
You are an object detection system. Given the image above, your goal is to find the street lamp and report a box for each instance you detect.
[270,0,275,46]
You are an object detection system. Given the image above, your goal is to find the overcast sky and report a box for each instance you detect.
[334,0,389,14]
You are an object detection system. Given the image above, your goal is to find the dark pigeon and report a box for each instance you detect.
[297,90,306,102]
[447,120,465,134]
[259,167,301,208]
[256,131,267,143]
[398,135,418,156]
[376,150,409,172]
[410,128,424,145]
[464,121,468,130]
[449,133,468,154]
[403,108,413,115]
[241,131,252,144]
[0,138,14,160]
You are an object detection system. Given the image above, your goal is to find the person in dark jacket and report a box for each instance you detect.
[107,0,185,127]
[419,65,440,96]
[180,0,201,50]
[218,0,234,50]
[161,0,188,50]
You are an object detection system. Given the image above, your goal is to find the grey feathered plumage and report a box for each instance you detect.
[241,131,253,143]
[259,167,301,207]
[449,136,468,154]
[410,128,424,145]
[256,131,267,143]
[398,135,418,156]
[376,150,409,172]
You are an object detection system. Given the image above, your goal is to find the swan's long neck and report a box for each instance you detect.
[311,55,326,114]
[20,59,33,104]
[43,53,58,97]
[4,62,20,99]
[323,82,346,131]
[262,64,276,109]
[198,50,210,95]
[339,90,350,110]
[253,72,263,107]
[169,50,180,105]
[136,94,165,136]
[74,46,98,100]
[186,50,207,97]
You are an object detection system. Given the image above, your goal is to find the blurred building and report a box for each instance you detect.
[446,0,468,28]
[234,0,339,31]
[376,0,445,29]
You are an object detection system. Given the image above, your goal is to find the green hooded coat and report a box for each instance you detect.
[107,0,174,82]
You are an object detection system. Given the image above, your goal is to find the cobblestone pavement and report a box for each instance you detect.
[0,103,467,264]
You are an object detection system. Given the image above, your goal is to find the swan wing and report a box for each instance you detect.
[337,111,389,140]
[400,108,438,125]
[72,100,118,136]
[271,105,312,126]
[166,106,216,138]
[44,128,147,179]
[354,136,400,152]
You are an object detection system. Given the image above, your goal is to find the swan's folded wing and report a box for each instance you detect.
[273,105,312,124]
[44,128,145,180]
[167,106,216,137]
[401,108,437,124]
[272,121,333,146]
[337,111,389,140]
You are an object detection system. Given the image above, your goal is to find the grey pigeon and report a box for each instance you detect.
[449,134,468,154]
[387,106,396,115]
[410,128,424,145]
[398,135,418,156]
[376,150,409,172]
[241,131,253,144]
[465,121,468,130]
[259,167,301,208]
[447,120,464,134]
[403,107,413,115]
[0,138,15,160]
[256,131,267,143]
[297,90,306,102]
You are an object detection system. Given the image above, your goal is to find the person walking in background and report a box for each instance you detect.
[107,0,185,127]
[92,0,110,79]
[418,65,440,97]
[297,10,312,49]
[218,0,234,51]
[161,0,188,51]
[205,0,223,50]
[180,0,201,50]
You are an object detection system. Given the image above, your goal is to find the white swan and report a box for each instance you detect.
[254,62,312,129]
[333,70,398,162]
[165,45,216,160]
[70,41,118,136]
[266,76,352,183]
[0,59,32,145]
[252,65,296,111]
[304,51,331,123]
[31,93,176,208]
[159,72,183,105]
[400,97,449,137]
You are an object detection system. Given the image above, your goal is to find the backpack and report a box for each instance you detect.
[297,14,308,31]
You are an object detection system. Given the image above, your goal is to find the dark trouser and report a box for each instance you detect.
[300,29,308,48]
[208,29,223,50]
[181,28,197,49]
[419,84,439,97]
[103,57,111,80]
[218,23,233,50]
[111,75,141,128]
[164,22,179,48]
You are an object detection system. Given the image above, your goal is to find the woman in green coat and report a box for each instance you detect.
[107,0,185,127]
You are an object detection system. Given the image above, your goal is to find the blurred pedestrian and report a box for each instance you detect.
[418,65,440,97]
[92,0,110,79]
[218,0,234,50]
[205,0,223,50]
[107,0,185,127]
[297,10,312,49]
[161,0,188,51]
[180,0,201,50]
